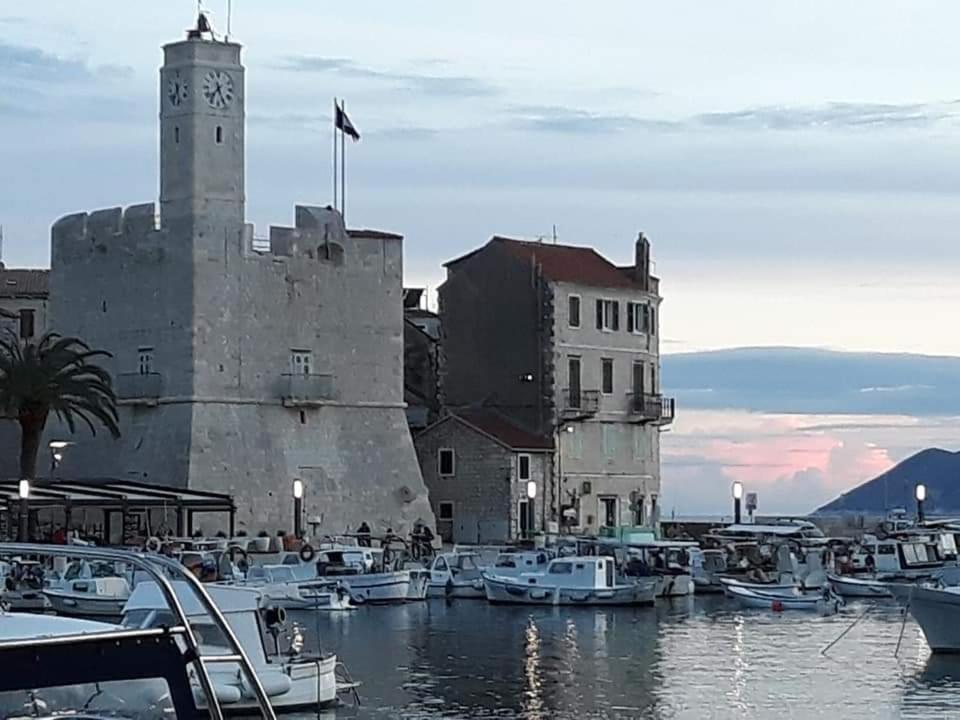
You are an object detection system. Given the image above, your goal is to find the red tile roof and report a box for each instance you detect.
[454,409,554,451]
[0,269,49,298]
[447,236,644,290]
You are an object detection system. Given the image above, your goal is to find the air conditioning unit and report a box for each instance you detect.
[581,481,592,495]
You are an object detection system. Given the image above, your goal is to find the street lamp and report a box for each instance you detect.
[49,441,72,477]
[526,480,537,540]
[916,483,927,524]
[732,481,743,524]
[292,479,304,539]
[18,479,30,542]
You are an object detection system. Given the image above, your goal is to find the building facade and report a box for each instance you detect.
[440,235,673,535]
[0,267,49,341]
[13,18,434,535]
[415,410,552,543]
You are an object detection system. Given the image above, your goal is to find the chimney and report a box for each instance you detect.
[634,232,651,291]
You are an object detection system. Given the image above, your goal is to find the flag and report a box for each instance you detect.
[335,103,361,141]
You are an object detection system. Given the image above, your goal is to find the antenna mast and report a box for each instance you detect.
[226,0,232,40]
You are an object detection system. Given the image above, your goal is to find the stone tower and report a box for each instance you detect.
[39,17,435,537]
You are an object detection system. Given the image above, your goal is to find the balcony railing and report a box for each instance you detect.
[630,393,675,425]
[116,372,162,405]
[281,373,335,406]
[560,389,601,419]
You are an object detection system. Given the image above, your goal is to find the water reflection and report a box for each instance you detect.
[285,598,960,719]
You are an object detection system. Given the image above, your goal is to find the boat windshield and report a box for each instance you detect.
[0,678,178,719]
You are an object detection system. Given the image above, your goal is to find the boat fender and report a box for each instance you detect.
[299,544,316,563]
[771,600,784,612]
[263,606,287,628]
[351,590,367,604]
[144,536,162,553]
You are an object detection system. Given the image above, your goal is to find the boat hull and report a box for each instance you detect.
[205,655,339,713]
[655,574,694,597]
[726,585,840,613]
[43,590,127,618]
[339,572,410,604]
[827,574,892,599]
[407,571,430,601]
[484,576,656,606]
[902,586,960,653]
[426,579,486,599]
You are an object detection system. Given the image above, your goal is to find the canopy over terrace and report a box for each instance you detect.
[0,479,236,544]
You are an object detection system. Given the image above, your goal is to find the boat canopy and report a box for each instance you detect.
[125,580,261,616]
[0,611,117,641]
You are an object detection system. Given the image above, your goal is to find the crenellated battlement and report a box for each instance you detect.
[51,203,166,266]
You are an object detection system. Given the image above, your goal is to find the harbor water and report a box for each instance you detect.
[288,597,960,719]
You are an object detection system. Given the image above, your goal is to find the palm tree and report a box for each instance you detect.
[0,331,120,478]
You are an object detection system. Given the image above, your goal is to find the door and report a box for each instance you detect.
[600,497,618,528]
[568,357,581,408]
[633,361,644,401]
[604,558,614,588]
[518,500,531,539]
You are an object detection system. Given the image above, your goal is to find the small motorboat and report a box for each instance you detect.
[238,565,354,610]
[726,584,842,613]
[43,561,132,619]
[719,576,801,598]
[0,559,49,611]
[484,556,657,606]
[426,551,486,599]
[828,573,892,599]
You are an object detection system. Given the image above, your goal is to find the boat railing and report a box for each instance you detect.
[0,543,278,720]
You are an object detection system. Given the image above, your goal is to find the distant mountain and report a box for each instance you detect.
[814,448,960,514]
[663,347,960,415]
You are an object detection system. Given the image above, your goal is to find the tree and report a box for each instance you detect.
[0,331,120,478]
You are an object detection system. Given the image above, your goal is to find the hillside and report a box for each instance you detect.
[814,448,960,515]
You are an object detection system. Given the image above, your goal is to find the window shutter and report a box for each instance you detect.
[627,303,634,333]
[641,305,650,333]
[651,306,657,335]
[612,301,620,331]
[596,299,603,329]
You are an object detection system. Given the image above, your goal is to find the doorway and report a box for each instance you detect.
[599,496,618,528]
[518,499,531,539]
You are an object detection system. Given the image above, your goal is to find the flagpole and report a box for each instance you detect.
[332,98,338,210]
[341,100,347,222]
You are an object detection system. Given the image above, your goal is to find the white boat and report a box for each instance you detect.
[239,565,354,610]
[406,567,431,600]
[44,576,131,618]
[0,559,49,611]
[726,584,842,613]
[893,584,960,652]
[125,581,341,712]
[313,546,411,604]
[623,541,697,597]
[828,573,892,598]
[484,556,657,606]
[720,577,801,598]
[426,552,486,599]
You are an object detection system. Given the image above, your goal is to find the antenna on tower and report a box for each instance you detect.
[552,224,558,244]
[226,0,232,40]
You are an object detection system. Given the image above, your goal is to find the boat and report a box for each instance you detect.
[892,584,960,652]
[425,551,486,599]
[124,580,345,712]
[719,576,803,598]
[0,541,279,720]
[406,566,432,600]
[43,565,132,618]
[848,530,960,584]
[622,540,697,597]
[238,565,355,610]
[313,545,412,603]
[0,558,49,611]
[726,584,842,613]
[827,573,892,598]
[484,556,657,606]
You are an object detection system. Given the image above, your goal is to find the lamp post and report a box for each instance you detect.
[292,479,304,539]
[18,479,30,542]
[916,483,927,524]
[732,481,743,524]
[526,480,537,540]
[48,441,72,477]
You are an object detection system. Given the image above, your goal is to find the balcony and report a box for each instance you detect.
[629,393,675,425]
[116,372,162,406]
[560,389,600,420]
[281,373,335,407]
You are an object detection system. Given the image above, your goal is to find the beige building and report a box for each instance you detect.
[440,233,673,534]
[0,266,49,341]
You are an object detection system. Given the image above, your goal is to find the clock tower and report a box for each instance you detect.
[159,17,245,232]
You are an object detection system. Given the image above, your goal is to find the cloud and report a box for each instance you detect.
[508,105,679,134]
[279,56,498,98]
[0,40,133,84]
[696,102,960,131]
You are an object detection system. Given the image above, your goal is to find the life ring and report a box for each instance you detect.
[144,536,162,553]
[299,544,316,563]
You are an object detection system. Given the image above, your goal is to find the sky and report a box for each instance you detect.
[2,2,959,513]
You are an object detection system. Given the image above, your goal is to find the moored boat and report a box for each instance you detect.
[726,584,842,613]
[484,556,657,606]
[426,551,486,599]
[827,573,892,598]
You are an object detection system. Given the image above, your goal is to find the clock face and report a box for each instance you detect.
[167,73,188,107]
[203,70,234,110]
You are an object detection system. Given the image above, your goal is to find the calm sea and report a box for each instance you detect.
[286,596,960,720]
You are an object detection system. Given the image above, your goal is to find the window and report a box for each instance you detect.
[290,350,312,375]
[567,356,581,407]
[174,126,180,144]
[627,302,652,334]
[650,494,658,521]
[438,448,455,477]
[19,309,35,339]
[438,501,454,521]
[632,360,644,398]
[138,347,154,375]
[877,544,896,555]
[595,299,619,331]
[215,125,223,144]
[568,425,583,460]
[633,426,647,460]
[518,454,531,481]
[601,358,614,394]
[602,424,617,458]
[568,295,581,328]
[599,497,618,527]
[651,364,658,394]
[634,493,646,525]
[548,562,573,575]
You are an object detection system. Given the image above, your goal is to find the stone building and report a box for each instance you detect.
[415,409,552,543]
[403,288,441,431]
[0,267,49,341]
[440,235,673,534]
[11,18,434,535]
